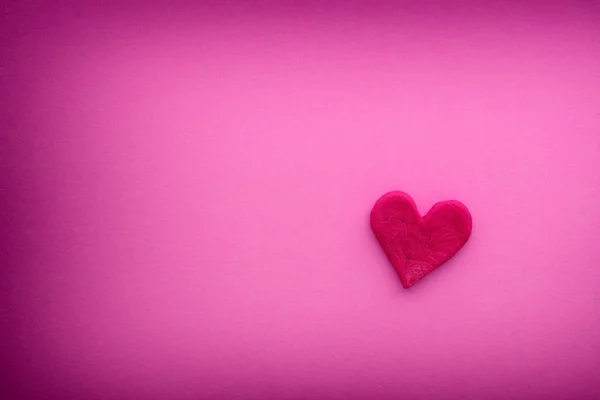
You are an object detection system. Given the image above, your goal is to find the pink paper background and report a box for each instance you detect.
[2,2,600,399]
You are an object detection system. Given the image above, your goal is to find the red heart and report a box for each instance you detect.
[370,191,472,288]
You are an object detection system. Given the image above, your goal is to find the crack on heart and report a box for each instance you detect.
[423,231,433,248]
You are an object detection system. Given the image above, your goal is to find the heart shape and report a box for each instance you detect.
[370,191,472,288]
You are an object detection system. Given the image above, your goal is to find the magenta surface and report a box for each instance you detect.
[2,2,600,400]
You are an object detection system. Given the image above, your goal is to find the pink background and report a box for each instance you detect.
[2,2,600,399]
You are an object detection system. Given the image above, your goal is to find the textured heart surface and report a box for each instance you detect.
[370,191,472,288]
